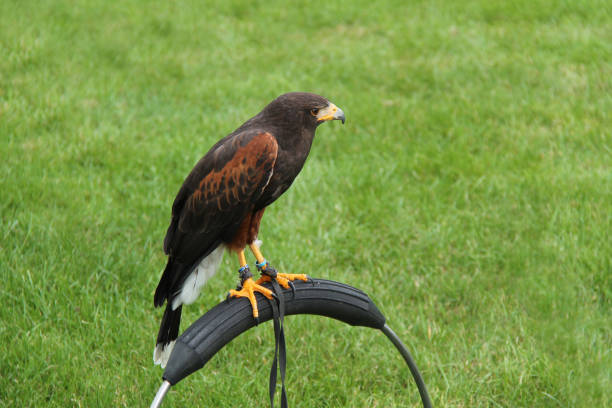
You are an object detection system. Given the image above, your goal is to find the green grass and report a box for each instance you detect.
[1,0,611,406]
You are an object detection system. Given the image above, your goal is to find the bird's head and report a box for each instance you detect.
[263,92,345,131]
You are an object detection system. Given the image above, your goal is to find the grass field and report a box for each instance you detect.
[1,0,611,406]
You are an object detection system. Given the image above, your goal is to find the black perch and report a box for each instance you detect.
[150,278,432,408]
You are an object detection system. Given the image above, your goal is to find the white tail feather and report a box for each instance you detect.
[172,245,225,310]
[153,340,176,368]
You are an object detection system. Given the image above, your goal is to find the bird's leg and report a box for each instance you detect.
[228,250,274,320]
[249,243,309,290]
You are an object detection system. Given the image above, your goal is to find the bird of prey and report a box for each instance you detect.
[153,92,345,367]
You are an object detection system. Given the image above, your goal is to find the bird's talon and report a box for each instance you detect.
[255,274,271,285]
[228,277,274,319]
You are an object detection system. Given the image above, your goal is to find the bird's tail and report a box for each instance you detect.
[154,303,182,368]
[154,257,180,308]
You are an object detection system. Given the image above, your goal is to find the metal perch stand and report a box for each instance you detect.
[150,278,432,408]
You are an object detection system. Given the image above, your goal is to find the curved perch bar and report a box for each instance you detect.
[151,278,430,408]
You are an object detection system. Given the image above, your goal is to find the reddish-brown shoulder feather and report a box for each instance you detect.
[187,132,277,213]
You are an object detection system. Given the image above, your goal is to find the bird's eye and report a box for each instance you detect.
[310,108,319,116]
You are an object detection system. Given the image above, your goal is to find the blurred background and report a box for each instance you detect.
[1,0,610,406]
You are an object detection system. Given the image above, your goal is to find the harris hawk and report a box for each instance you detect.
[153,92,345,367]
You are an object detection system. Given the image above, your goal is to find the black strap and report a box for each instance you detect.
[267,279,288,408]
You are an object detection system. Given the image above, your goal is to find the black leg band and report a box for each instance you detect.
[261,265,277,279]
[238,265,252,284]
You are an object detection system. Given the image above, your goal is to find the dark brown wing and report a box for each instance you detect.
[165,130,278,259]
[155,130,277,305]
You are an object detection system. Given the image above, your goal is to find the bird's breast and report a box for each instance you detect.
[256,150,307,208]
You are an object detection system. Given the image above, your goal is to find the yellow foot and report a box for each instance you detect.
[256,272,310,290]
[228,277,275,319]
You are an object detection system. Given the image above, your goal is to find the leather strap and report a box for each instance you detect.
[267,279,288,408]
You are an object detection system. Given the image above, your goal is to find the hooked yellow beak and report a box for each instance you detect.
[316,103,345,124]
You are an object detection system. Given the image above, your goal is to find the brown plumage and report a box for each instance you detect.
[153,92,345,367]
